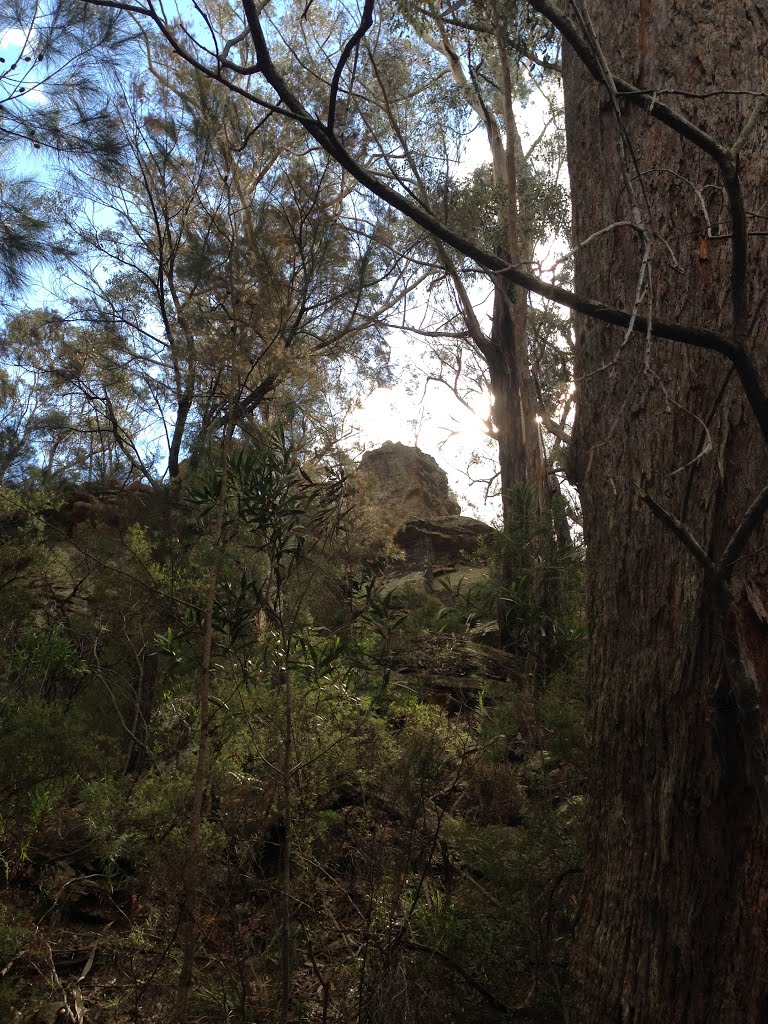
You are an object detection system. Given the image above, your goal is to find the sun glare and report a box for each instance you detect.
[0,28,31,49]
[349,384,497,517]
[22,88,47,105]
[353,385,491,451]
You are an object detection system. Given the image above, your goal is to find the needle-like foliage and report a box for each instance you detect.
[0,0,132,295]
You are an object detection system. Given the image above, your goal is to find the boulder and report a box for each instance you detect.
[395,515,495,568]
[356,442,461,527]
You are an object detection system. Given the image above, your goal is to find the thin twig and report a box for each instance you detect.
[404,938,523,1017]
[731,78,768,156]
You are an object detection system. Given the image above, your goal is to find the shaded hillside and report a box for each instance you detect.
[0,440,586,1024]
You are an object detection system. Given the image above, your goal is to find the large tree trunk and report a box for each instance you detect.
[487,279,546,525]
[487,276,553,656]
[564,2,768,1020]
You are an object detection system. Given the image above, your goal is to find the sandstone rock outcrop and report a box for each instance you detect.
[352,441,496,576]
[395,515,494,568]
[356,441,461,527]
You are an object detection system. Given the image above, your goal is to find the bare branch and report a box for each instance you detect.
[640,491,719,581]
[731,78,768,157]
[541,416,571,445]
[545,220,639,272]
[720,481,768,580]
[327,0,374,133]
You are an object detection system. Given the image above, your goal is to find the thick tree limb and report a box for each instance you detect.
[327,0,374,132]
[85,0,739,359]
[239,4,737,351]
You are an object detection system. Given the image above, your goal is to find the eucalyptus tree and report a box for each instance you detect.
[374,2,575,647]
[403,2,569,517]
[558,1,768,1018]
[274,0,571,515]
[71,2,570,528]
[206,0,573,655]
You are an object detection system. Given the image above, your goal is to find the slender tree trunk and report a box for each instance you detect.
[487,279,552,656]
[487,284,543,522]
[126,650,159,775]
[494,21,559,656]
[564,2,768,1019]
[413,12,557,654]
[176,421,234,1020]
[490,25,549,528]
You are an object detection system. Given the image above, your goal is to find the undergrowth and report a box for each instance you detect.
[0,463,585,1023]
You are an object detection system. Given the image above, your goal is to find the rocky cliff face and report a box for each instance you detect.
[34,443,492,571]
[354,445,504,709]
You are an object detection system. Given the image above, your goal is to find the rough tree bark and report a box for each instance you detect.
[563,1,768,1019]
